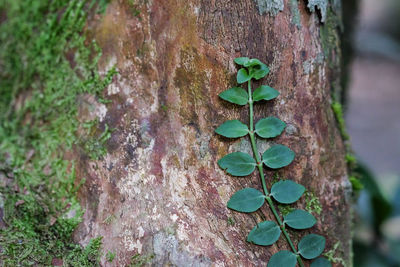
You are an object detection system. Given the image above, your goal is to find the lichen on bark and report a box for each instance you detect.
[307,0,329,22]
[289,0,302,29]
[253,0,284,15]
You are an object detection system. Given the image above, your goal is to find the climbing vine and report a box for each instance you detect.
[216,57,331,266]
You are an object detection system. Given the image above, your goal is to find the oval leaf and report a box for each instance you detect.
[298,234,326,259]
[311,257,332,267]
[234,57,250,66]
[215,120,249,138]
[247,221,281,246]
[262,144,295,169]
[284,209,316,229]
[244,58,263,67]
[227,188,265,213]
[253,85,279,101]
[267,250,297,267]
[218,152,256,176]
[219,87,248,105]
[271,180,305,204]
[255,117,286,138]
[250,63,270,80]
[237,68,251,84]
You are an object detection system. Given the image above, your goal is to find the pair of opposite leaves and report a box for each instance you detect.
[216,86,295,175]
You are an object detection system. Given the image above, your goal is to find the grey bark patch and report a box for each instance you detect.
[289,0,302,29]
[195,134,211,159]
[232,137,271,158]
[152,232,212,266]
[285,124,299,135]
[254,0,284,16]
[233,139,253,155]
[342,175,352,203]
[303,53,325,74]
[303,60,312,75]
[256,138,272,154]
[307,0,328,22]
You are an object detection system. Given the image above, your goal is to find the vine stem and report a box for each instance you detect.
[247,80,305,267]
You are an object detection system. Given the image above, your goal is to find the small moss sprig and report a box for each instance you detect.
[216,57,330,267]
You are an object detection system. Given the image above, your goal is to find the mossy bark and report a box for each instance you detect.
[74,0,351,266]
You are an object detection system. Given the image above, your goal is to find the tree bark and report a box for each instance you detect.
[75,0,351,266]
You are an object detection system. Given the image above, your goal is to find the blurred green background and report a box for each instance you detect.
[347,0,400,266]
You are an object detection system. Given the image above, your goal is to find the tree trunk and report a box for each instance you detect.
[75,0,351,266]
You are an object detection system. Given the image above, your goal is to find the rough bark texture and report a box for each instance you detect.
[74,0,351,266]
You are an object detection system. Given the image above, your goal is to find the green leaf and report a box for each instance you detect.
[267,250,297,267]
[253,85,279,101]
[284,209,316,229]
[271,180,305,204]
[262,144,295,169]
[247,221,281,246]
[215,120,249,138]
[255,117,286,138]
[243,58,263,67]
[227,188,265,213]
[250,63,270,80]
[218,152,256,176]
[234,57,250,66]
[237,68,251,84]
[311,257,332,267]
[298,234,326,259]
[219,87,248,105]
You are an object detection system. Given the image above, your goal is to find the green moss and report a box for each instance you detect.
[161,104,169,112]
[129,253,155,267]
[349,176,363,191]
[0,0,113,265]
[83,123,115,160]
[102,214,116,225]
[324,241,346,266]
[305,192,322,215]
[331,101,349,141]
[128,0,141,17]
[347,152,363,191]
[345,153,357,167]
[331,100,362,191]
[65,236,103,265]
[106,251,116,262]
[272,173,281,184]
[320,7,342,70]
[278,205,295,216]
[227,217,235,226]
